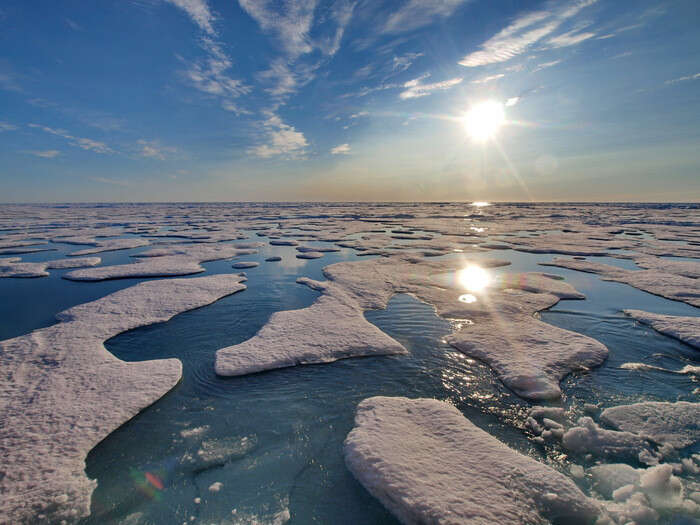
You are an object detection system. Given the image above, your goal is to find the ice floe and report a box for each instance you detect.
[541,257,700,308]
[0,256,101,278]
[215,278,407,376]
[0,274,247,523]
[624,309,700,349]
[64,244,252,281]
[344,396,600,525]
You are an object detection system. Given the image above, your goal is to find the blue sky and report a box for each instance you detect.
[1,0,699,202]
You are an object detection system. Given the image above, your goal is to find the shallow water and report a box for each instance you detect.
[2,224,698,524]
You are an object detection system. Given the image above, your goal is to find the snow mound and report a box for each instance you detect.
[344,396,600,525]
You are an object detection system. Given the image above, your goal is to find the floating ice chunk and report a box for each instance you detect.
[601,401,700,450]
[269,239,298,246]
[265,256,282,262]
[589,464,641,498]
[624,309,700,349]
[0,274,247,523]
[209,482,223,492]
[562,417,653,462]
[620,362,700,375]
[215,278,407,376]
[593,464,698,525]
[232,261,260,269]
[295,251,324,259]
[344,396,600,525]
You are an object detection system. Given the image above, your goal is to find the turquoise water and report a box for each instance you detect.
[1,231,698,524]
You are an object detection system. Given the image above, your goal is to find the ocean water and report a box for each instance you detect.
[1,221,698,524]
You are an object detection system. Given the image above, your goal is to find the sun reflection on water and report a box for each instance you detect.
[457,264,492,293]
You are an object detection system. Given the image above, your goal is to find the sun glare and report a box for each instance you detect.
[463,101,505,142]
[457,264,491,293]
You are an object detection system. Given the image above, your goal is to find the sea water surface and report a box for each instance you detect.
[1,228,698,524]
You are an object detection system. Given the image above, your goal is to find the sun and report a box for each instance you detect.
[463,100,505,142]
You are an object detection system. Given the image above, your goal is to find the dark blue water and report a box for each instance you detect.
[1,230,698,524]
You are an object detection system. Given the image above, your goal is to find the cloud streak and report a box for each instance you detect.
[26,150,61,158]
[384,0,467,34]
[28,124,114,154]
[164,0,216,35]
[459,0,597,67]
[399,74,463,99]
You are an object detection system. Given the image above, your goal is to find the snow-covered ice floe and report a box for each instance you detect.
[344,396,601,525]
[63,244,254,281]
[215,277,407,376]
[541,257,700,308]
[0,256,101,278]
[0,274,246,523]
[624,309,700,349]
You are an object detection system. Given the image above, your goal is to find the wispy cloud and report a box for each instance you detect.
[459,0,597,67]
[250,113,308,158]
[164,0,216,35]
[25,150,61,158]
[88,176,131,187]
[471,73,505,84]
[0,70,21,92]
[393,52,424,73]
[399,73,463,99]
[0,121,17,132]
[238,0,317,59]
[180,38,251,114]
[64,18,84,31]
[257,59,317,98]
[28,124,114,154]
[532,59,562,72]
[384,0,467,34]
[137,139,176,160]
[330,143,350,155]
[665,72,700,85]
[547,29,595,48]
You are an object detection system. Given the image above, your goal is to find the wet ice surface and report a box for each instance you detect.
[0,202,698,524]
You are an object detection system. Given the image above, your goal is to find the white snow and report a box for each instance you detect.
[344,396,600,525]
[0,274,247,523]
